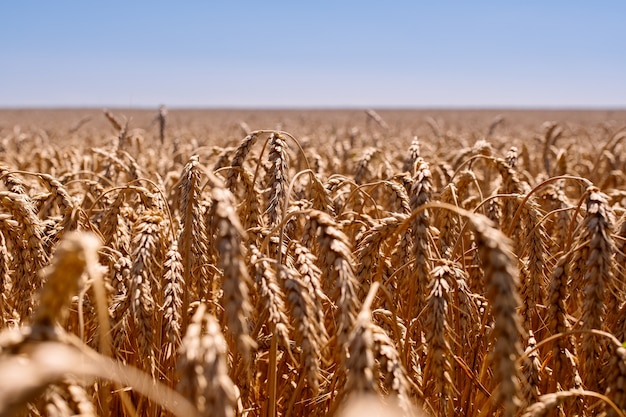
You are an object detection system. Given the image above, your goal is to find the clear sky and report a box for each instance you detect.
[1,1,625,108]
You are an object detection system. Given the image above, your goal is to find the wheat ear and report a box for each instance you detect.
[572,188,616,390]
[33,232,101,328]
[423,263,456,416]
[129,209,165,377]
[265,133,289,229]
[209,182,257,368]
[308,210,359,352]
[469,215,524,417]
[161,240,184,372]
[1,191,48,320]
[177,303,239,417]
[406,158,433,323]
[225,132,259,192]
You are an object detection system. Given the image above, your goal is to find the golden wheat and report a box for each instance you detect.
[0,109,624,417]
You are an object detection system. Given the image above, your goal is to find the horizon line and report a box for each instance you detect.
[2,105,626,112]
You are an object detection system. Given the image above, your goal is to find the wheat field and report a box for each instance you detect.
[0,108,624,417]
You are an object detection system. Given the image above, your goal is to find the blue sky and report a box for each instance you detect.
[1,1,625,108]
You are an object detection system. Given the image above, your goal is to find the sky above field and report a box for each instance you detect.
[1,1,625,109]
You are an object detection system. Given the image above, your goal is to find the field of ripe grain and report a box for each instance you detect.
[0,108,625,417]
